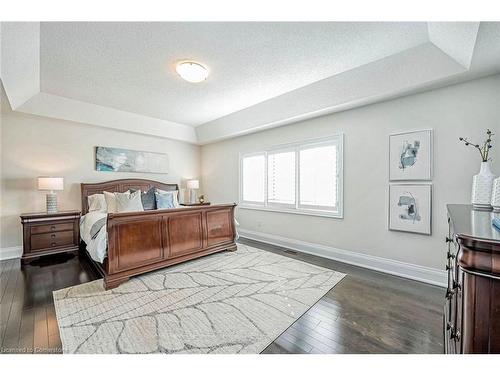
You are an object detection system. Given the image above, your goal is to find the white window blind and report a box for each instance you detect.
[240,135,343,218]
[299,144,338,210]
[267,151,295,206]
[241,154,265,204]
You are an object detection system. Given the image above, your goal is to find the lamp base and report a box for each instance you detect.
[189,189,198,204]
[46,193,58,214]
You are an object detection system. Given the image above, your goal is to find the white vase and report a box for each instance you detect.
[492,177,500,211]
[471,161,496,209]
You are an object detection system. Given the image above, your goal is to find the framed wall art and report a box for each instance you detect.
[95,146,169,174]
[389,184,432,235]
[389,129,432,181]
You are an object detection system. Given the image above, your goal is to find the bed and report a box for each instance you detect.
[80,178,237,289]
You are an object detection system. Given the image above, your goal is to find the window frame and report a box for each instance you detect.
[238,134,344,219]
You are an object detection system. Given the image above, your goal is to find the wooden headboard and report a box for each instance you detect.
[81,179,179,214]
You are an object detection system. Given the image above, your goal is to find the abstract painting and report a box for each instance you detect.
[389,184,431,235]
[95,146,168,173]
[389,129,432,181]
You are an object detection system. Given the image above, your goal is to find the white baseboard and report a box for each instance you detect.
[0,246,23,261]
[239,228,447,287]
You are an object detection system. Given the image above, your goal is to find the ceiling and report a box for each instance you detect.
[1,22,500,144]
[40,22,430,126]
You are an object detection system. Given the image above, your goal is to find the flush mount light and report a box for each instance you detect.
[175,61,209,83]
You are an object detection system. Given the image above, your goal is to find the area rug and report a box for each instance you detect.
[53,244,345,354]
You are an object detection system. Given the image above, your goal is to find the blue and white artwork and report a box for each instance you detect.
[389,184,431,235]
[399,140,420,170]
[95,146,169,174]
[390,130,432,181]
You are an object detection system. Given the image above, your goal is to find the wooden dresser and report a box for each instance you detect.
[445,204,500,353]
[20,210,81,264]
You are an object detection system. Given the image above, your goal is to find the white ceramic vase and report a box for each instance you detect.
[492,177,500,211]
[471,161,496,209]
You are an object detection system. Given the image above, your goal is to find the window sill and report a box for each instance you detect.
[238,204,343,219]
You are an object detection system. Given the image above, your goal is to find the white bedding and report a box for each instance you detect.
[80,211,108,263]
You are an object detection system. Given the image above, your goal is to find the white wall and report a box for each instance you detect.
[201,74,500,271]
[2,74,499,275]
[0,90,201,249]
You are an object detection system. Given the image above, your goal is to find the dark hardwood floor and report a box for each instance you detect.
[0,252,96,354]
[0,239,445,354]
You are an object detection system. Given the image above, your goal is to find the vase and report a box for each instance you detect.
[471,161,496,209]
[492,177,500,211]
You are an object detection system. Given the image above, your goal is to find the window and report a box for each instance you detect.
[239,135,343,218]
[299,143,337,209]
[241,153,265,204]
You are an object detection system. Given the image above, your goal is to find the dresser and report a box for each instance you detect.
[20,210,81,264]
[445,204,500,353]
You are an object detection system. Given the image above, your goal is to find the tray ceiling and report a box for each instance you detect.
[1,22,499,144]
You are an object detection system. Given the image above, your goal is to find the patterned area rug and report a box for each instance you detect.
[53,244,345,354]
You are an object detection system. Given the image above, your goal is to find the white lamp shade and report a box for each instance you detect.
[186,179,199,189]
[38,177,64,191]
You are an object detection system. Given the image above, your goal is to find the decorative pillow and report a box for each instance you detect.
[87,193,107,212]
[156,188,180,207]
[115,190,144,213]
[155,191,175,209]
[130,187,157,210]
[104,190,130,213]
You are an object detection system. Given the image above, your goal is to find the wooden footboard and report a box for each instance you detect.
[102,204,237,289]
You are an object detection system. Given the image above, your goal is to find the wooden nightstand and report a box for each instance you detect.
[20,210,81,264]
[180,202,211,206]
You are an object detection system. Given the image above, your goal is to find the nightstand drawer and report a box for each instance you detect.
[31,222,74,234]
[31,230,75,251]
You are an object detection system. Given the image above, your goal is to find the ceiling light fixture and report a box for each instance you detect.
[175,61,209,83]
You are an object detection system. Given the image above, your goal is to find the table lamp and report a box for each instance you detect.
[186,179,199,204]
[38,177,64,213]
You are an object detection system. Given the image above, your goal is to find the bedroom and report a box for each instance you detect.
[1,0,500,371]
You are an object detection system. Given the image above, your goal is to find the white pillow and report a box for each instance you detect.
[156,189,180,207]
[115,190,144,213]
[87,193,107,213]
[104,190,130,213]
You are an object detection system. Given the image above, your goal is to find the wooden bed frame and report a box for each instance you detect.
[80,178,237,289]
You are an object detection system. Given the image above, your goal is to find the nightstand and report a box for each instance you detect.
[180,202,211,206]
[20,210,81,264]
